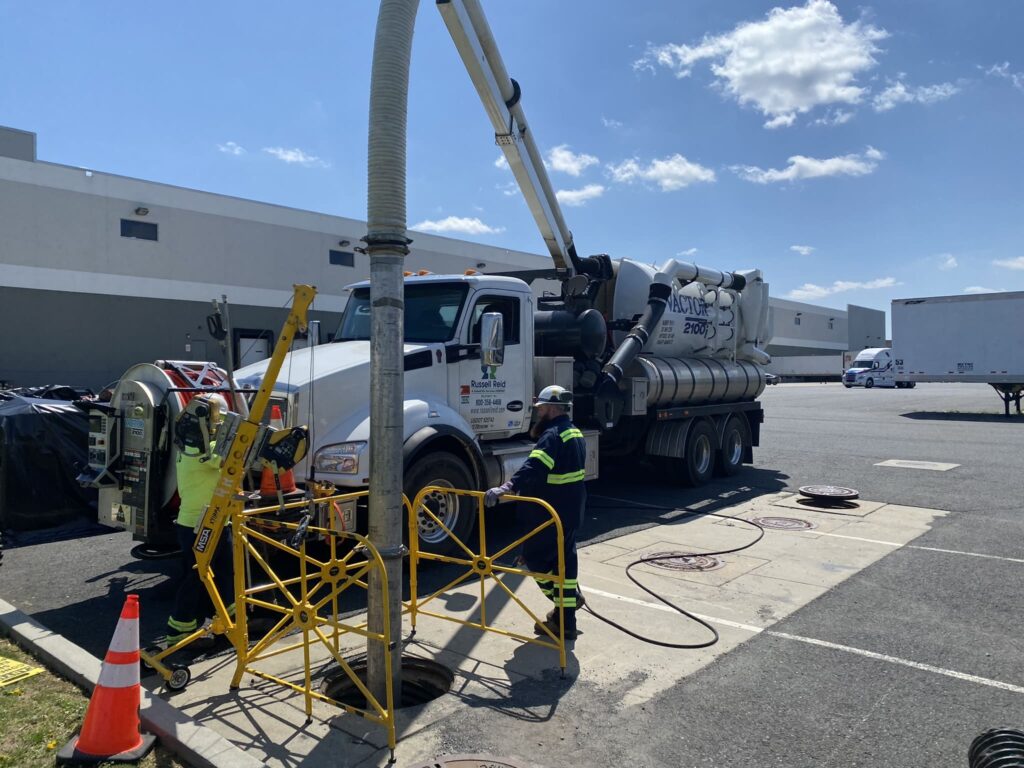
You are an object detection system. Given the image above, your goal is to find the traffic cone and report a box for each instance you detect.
[57,594,156,765]
[260,405,298,496]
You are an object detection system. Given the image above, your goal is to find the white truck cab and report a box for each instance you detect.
[843,348,898,389]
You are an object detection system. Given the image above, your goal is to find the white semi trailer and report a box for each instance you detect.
[893,290,1024,414]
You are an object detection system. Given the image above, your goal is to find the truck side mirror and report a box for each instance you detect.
[480,312,505,367]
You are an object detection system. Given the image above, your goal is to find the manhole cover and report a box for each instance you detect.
[751,516,817,531]
[410,757,538,768]
[798,485,859,502]
[644,552,724,572]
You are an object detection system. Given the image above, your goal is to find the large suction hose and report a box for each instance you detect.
[594,278,673,428]
[366,0,421,709]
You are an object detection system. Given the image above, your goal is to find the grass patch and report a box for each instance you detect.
[0,637,187,767]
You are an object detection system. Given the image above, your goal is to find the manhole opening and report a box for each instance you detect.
[645,552,724,572]
[321,656,453,710]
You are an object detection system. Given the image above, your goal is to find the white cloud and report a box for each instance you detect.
[555,184,606,207]
[607,153,716,191]
[677,247,699,257]
[787,276,897,301]
[262,146,329,168]
[412,216,505,235]
[733,146,883,184]
[635,0,887,129]
[873,80,958,111]
[813,109,853,126]
[494,154,510,170]
[964,286,1004,294]
[547,145,599,176]
[601,116,624,129]
[993,256,1024,270]
[496,181,519,197]
[217,141,245,156]
[984,62,1024,91]
[790,245,815,256]
[937,254,958,271]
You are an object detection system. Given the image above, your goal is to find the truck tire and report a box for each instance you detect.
[864,377,874,389]
[684,420,717,487]
[404,451,476,558]
[715,417,749,477]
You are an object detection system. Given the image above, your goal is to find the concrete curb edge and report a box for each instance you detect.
[0,597,262,768]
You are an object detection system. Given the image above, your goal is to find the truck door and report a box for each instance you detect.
[878,350,894,386]
[452,292,528,437]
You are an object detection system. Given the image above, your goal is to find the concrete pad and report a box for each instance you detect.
[875,459,960,471]
[116,488,955,766]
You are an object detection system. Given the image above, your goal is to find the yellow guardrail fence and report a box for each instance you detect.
[406,486,567,674]
[141,489,403,756]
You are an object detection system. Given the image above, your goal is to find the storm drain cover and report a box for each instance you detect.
[751,516,817,531]
[644,552,725,572]
[410,757,538,768]
[798,485,859,502]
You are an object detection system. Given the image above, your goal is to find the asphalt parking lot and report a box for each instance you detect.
[2,381,1021,766]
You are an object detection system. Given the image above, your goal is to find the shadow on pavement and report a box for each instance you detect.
[901,410,1020,423]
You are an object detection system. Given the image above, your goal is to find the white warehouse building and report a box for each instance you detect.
[1,126,883,389]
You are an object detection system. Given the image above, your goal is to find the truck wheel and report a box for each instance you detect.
[865,378,874,389]
[404,451,476,557]
[843,384,853,389]
[684,420,717,487]
[907,382,916,389]
[715,417,749,477]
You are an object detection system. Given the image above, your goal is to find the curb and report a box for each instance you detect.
[0,598,262,768]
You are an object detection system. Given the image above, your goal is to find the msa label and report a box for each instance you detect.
[194,527,213,553]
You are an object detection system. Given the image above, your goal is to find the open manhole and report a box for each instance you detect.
[644,552,724,572]
[410,757,541,768]
[751,516,817,531]
[321,655,453,709]
[798,485,859,503]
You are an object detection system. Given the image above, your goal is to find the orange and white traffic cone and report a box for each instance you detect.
[57,594,156,765]
[260,405,298,496]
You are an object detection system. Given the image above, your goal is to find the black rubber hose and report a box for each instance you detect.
[968,728,1024,768]
[579,503,765,649]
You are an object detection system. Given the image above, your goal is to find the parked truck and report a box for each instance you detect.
[892,290,1024,414]
[83,0,773,556]
[842,347,914,389]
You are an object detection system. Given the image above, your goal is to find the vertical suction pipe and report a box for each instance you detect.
[595,275,673,428]
[366,0,420,705]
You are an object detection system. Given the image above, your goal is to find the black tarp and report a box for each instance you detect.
[0,394,97,530]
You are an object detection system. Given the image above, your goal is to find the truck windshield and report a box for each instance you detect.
[334,283,469,343]
[853,358,873,367]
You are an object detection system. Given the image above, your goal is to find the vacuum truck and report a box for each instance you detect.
[83,0,772,556]
[230,0,772,554]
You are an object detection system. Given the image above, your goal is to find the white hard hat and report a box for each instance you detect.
[534,385,572,407]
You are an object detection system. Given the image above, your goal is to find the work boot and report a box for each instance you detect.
[534,611,577,640]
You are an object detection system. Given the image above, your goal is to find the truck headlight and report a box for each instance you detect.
[313,442,366,474]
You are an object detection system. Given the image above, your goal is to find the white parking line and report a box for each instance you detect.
[875,459,960,471]
[806,530,1024,565]
[583,586,1024,695]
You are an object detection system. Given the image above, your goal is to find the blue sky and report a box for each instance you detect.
[2,1,1023,312]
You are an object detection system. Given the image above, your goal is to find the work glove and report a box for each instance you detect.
[484,482,513,508]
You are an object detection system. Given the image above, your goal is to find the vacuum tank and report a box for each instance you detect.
[602,259,771,407]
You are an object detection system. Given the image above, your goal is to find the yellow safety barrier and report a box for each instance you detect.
[406,487,567,674]
[141,489,405,757]
[231,490,401,755]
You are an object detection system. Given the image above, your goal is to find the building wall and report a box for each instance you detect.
[847,304,887,351]
[766,298,849,358]
[0,149,551,389]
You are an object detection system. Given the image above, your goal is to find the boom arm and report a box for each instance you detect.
[437,0,579,279]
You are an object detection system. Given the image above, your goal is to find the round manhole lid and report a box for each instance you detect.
[410,757,537,768]
[798,485,859,501]
[751,516,817,531]
[644,552,724,572]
